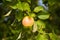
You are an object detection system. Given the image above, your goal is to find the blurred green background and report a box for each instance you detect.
[0,0,60,40]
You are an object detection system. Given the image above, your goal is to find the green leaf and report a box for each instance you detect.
[49,33,58,40]
[4,10,12,16]
[6,0,12,2]
[27,0,31,4]
[15,11,23,21]
[10,1,23,11]
[32,22,37,32]
[36,20,45,28]
[22,2,31,12]
[17,1,23,11]
[38,14,50,20]
[34,6,44,13]
[30,13,36,18]
[10,4,17,9]
[36,20,46,33]
[36,34,48,40]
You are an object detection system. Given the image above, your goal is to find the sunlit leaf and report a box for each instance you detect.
[32,22,37,32]
[4,10,12,16]
[22,2,31,12]
[30,13,36,18]
[10,1,23,11]
[10,5,17,9]
[27,0,31,4]
[17,1,23,11]
[49,33,58,40]
[38,14,50,20]
[34,6,44,13]
[36,20,45,29]
[36,20,46,33]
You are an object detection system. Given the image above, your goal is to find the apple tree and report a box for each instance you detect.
[0,0,60,40]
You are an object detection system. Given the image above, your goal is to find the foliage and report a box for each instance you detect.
[0,0,60,40]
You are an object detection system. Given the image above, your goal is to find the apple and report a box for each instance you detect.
[22,16,34,28]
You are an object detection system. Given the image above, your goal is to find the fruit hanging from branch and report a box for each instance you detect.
[22,16,34,28]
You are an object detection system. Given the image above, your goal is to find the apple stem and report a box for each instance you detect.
[26,11,30,16]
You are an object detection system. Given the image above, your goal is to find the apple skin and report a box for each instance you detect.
[22,16,34,28]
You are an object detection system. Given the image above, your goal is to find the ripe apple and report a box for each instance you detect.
[22,16,34,28]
